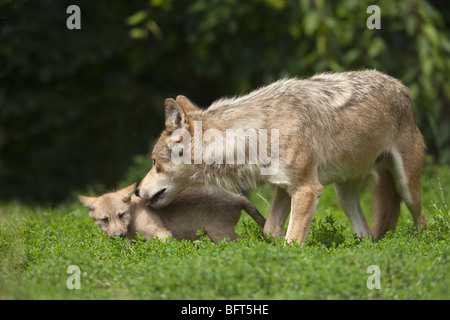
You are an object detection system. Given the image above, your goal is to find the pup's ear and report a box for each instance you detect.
[78,195,96,210]
[118,182,137,202]
[176,95,199,113]
[165,98,188,132]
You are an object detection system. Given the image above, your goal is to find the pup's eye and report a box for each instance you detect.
[101,217,109,223]
[118,213,126,220]
[152,158,156,166]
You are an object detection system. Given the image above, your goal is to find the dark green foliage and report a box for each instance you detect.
[1,0,449,202]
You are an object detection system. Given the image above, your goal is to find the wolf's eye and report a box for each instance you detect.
[118,213,126,220]
[101,217,109,223]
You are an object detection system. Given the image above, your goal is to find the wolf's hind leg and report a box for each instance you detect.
[371,167,402,240]
[390,138,427,231]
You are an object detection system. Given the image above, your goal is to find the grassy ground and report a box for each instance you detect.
[0,163,449,299]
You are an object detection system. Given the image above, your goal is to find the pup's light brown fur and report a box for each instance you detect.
[137,70,426,243]
[79,183,265,242]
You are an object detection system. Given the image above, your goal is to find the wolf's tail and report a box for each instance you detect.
[371,168,402,240]
[240,197,266,229]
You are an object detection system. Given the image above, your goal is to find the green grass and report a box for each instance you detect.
[1,164,449,299]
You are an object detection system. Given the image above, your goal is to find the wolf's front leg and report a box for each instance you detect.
[264,186,290,238]
[285,181,323,244]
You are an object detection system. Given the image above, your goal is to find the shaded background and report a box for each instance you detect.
[0,0,449,203]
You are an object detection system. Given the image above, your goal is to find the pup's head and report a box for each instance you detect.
[78,183,136,239]
[136,95,200,208]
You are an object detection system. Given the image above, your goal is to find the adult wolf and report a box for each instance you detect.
[136,70,427,243]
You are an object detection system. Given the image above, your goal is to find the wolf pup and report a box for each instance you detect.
[79,183,265,242]
[136,70,426,244]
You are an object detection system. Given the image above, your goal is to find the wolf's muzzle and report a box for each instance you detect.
[110,232,126,240]
[150,188,166,205]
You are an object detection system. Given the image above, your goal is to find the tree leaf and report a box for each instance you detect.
[304,11,320,36]
[126,10,147,26]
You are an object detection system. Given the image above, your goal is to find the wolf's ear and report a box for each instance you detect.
[78,195,96,210]
[176,95,199,113]
[165,98,187,132]
[118,182,137,202]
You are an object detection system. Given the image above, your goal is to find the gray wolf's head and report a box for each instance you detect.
[136,96,200,208]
